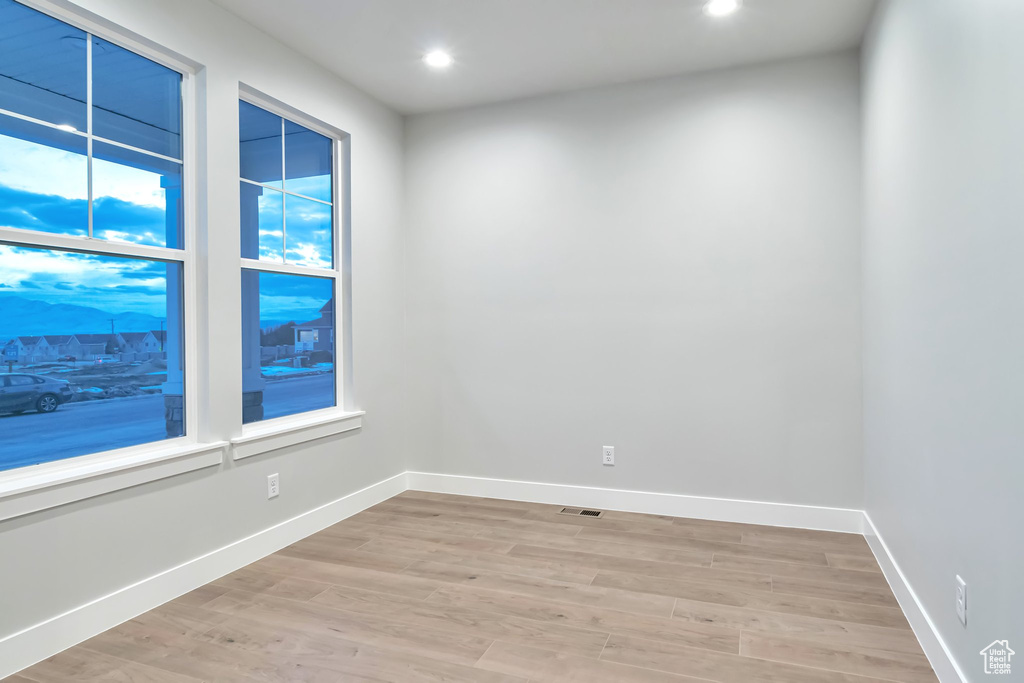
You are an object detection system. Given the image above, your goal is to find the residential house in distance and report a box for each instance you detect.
[11,336,43,363]
[293,300,334,353]
[118,331,166,360]
[67,334,119,361]
[119,332,150,355]
[9,336,71,362]
[42,335,73,359]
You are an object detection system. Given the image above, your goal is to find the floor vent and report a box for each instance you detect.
[558,507,604,518]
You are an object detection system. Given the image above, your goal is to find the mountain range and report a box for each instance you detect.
[0,296,164,342]
[0,296,302,342]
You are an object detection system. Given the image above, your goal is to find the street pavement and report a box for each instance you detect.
[0,374,336,471]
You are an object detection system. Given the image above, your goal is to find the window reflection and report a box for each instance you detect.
[285,195,332,268]
[93,141,183,248]
[92,36,182,159]
[285,120,331,202]
[0,113,88,237]
[240,182,284,262]
[239,101,334,268]
[0,0,184,249]
[0,0,87,131]
[239,101,282,187]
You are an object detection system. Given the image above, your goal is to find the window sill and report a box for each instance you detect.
[231,409,364,460]
[0,440,227,522]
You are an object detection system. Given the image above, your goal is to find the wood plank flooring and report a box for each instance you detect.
[10,491,937,682]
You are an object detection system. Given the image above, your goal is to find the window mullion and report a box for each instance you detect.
[86,32,93,239]
[281,117,287,264]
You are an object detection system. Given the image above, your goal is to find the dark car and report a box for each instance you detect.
[0,374,74,415]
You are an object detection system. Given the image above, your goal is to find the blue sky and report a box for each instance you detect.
[0,242,170,317]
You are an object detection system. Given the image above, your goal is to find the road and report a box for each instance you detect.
[0,374,335,471]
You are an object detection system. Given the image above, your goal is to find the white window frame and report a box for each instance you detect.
[232,86,362,461]
[0,0,225,522]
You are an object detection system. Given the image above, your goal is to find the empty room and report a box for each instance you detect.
[0,0,1019,681]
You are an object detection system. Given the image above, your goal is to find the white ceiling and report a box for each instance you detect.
[211,0,877,115]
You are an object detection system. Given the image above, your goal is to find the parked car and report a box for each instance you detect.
[57,355,77,362]
[0,374,74,415]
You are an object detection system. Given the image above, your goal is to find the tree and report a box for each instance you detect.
[261,322,297,346]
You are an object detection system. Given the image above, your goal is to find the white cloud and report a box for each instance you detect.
[0,133,87,199]
[0,133,171,208]
[0,245,168,316]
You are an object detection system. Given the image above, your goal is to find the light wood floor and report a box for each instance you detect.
[10,491,937,683]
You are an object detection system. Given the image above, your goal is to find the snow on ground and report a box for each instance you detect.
[262,366,320,377]
[261,363,334,378]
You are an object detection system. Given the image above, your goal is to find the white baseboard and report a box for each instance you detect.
[0,470,408,680]
[863,514,966,683]
[406,472,865,533]
[1,469,963,683]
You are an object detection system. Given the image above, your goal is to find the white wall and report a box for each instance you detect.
[404,53,864,509]
[862,1,1024,679]
[0,0,406,648]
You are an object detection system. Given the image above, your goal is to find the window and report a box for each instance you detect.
[239,99,338,424]
[0,0,188,473]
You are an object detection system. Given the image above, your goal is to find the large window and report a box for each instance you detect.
[239,100,337,423]
[0,0,187,472]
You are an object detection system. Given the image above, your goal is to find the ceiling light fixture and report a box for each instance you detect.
[55,124,77,133]
[703,0,741,17]
[423,50,454,69]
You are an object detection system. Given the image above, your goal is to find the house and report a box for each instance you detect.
[118,332,150,354]
[293,300,334,353]
[12,336,43,363]
[149,330,166,352]
[117,331,165,359]
[67,334,119,361]
[42,335,73,359]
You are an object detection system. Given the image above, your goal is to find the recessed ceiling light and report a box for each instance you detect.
[423,50,454,69]
[703,0,741,17]
[55,124,77,133]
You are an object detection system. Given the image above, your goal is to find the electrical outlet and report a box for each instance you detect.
[267,473,280,499]
[602,446,615,466]
[955,575,967,626]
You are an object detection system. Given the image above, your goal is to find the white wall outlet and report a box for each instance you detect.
[602,446,615,466]
[267,473,280,499]
[955,575,967,626]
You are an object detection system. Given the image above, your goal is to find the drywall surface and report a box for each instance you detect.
[0,0,406,645]
[405,53,863,508]
[862,1,1024,679]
